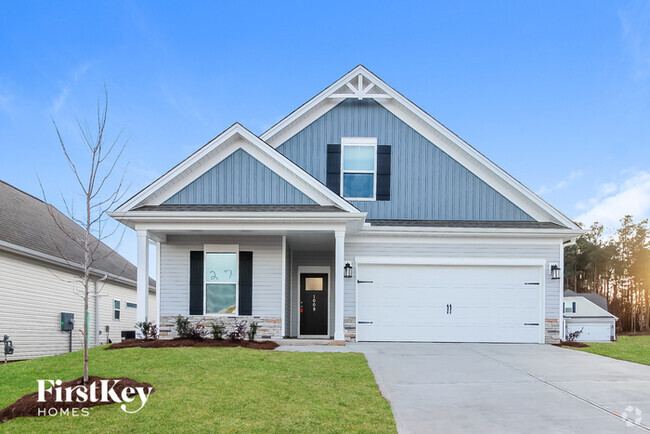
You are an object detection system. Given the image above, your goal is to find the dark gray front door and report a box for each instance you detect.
[300,273,328,335]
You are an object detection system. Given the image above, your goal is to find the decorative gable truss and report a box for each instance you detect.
[261,65,582,231]
[114,123,360,214]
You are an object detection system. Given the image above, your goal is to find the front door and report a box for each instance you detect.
[300,273,328,335]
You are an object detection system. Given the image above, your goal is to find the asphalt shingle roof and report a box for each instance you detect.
[0,180,148,287]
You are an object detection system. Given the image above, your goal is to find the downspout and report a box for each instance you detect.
[94,274,109,347]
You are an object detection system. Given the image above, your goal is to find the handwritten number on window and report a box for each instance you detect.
[209,269,233,281]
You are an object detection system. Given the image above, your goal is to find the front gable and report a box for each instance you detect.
[164,149,316,205]
[278,99,533,221]
[263,66,581,230]
[115,123,359,213]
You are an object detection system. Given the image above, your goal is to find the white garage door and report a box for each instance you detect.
[567,323,612,342]
[356,264,543,343]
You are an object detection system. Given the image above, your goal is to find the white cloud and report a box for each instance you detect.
[49,61,92,114]
[537,170,583,195]
[575,171,650,229]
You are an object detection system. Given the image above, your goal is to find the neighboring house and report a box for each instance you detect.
[110,65,582,344]
[0,181,155,360]
[563,289,617,342]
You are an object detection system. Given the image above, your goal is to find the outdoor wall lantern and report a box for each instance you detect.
[344,262,353,278]
[550,264,561,280]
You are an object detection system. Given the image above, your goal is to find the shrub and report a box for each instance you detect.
[135,320,158,340]
[228,319,248,342]
[175,315,206,340]
[566,328,584,342]
[247,321,259,341]
[210,320,226,340]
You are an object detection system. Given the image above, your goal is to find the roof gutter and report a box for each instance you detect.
[0,240,155,292]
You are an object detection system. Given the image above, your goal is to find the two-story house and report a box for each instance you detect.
[110,66,582,344]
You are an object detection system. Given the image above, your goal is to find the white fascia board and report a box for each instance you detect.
[355,256,547,267]
[133,221,350,233]
[0,239,154,291]
[110,211,365,219]
[357,224,582,239]
[260,65,581,231]
[116,123,359,214]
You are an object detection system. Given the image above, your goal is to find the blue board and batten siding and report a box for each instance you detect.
[278,99,533,221]
[165,149,315,205]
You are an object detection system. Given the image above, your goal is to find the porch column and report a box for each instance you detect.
[136,230,150,330]
[334,230,346,341]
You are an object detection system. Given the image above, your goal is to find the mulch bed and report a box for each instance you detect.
[0,376,154,424]
[553,341,590,348]
[106,338,279,351]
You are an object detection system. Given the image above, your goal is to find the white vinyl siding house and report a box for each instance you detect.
[0,181,156,361]
[563,290,617,342]
[0,248,156,361]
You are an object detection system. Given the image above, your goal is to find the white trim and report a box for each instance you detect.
[260,65,581,231]
[115,123,359,214]
[113,299,121,321]
[354,256,548,267]
[203,244,239,316]
[354,258,546,344]
[0,239,150,290]
[341,138,377,201]
[281,235,287,337]
[155,240,161,330]
[297,266,331,338]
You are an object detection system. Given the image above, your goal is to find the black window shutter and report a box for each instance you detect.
[376,145,391,201]
[189,251,204,315]
[572,302,576,313]
[239,251,253,316]
[326,144,341,194]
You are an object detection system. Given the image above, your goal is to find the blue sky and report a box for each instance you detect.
[1,1,650,266]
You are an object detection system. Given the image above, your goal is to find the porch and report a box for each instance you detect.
[134,228,353,343]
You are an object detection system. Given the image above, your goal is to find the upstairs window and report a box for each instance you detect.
[341,137,376,200]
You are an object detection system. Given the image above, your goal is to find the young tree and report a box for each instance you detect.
[43,88,127,383]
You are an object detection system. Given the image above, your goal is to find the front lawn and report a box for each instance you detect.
[569,335,650,366]
[0,346,396,432]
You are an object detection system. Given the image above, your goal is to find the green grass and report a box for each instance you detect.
[569,335,650,366]
[0,346,396,433]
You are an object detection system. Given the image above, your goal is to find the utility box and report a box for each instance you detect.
[60,312,74,331]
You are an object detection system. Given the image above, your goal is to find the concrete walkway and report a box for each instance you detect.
[278,342,650,433]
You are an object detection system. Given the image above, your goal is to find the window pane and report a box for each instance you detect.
[305,277,324,291]
[343,146,374,170]
[114,310,120,320]
[206,253,237,282]
[114,300,120,309]
[206,284,237,314]
[343,173,374,198]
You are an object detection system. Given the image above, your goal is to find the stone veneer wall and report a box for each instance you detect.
[545,318,560,344]
[344,316,357,342]
[159,315,282,340]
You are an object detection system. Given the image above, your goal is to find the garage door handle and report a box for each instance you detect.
[358,321,373,324]
[357,280,373,284]
[524,282,540,285]
[524,323,539,326]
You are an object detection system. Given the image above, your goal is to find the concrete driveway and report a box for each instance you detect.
[350,343,650,433]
